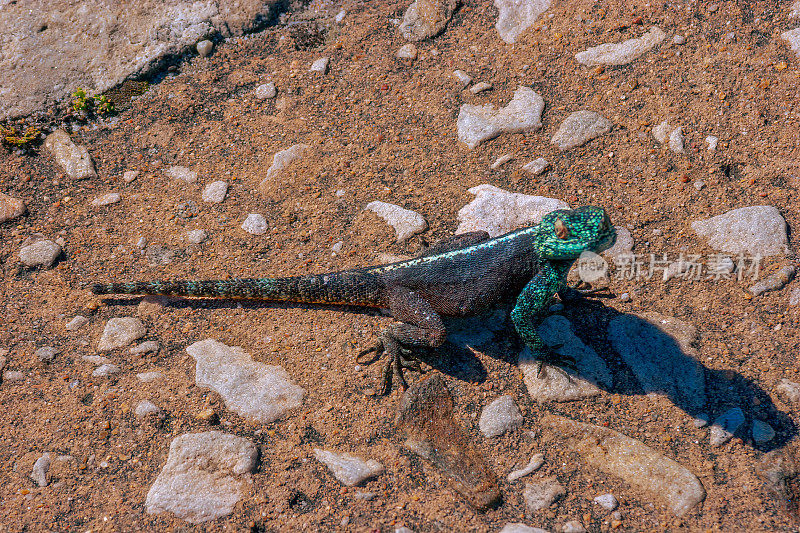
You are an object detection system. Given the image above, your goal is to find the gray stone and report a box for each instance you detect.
[254,82,277,100]
[313,448,384,486]
[0,0,278,120]
[260,144,309,186]
[83,355,111,365]
[135,400,163,418]
[551,111,612,150]
[366,201,427,243]
[310,57,329,73]
[97,317,146,351]
[3,370,24,382]
[776,378,800,403]
[130,340,160,355]
[165,165,197,183]
[19,239,61,268]
[499,524,550,533]
[201,180,228,203]
[523,478,565,512]
[792,0,800,17]
[453,69,472,88]
[479,395,523,437]
[752,420,776,444]
[691,206,788,257]
[507,453,544,482]
[494,0,551,44]
[186,229,208,244]
[652,120,673,144]
[66,315,89,331]
[396,44,418,60]
[709,407,745,446]
[456,184,567,237]
[123,170,140,183]
[469,81,492,94]
[522,158,549,176]
[196,39,213,57]
[783,28,800,59]
[561,522,586,533]
[91,192,121,206]
[145,431,258,523]
[593,493,619,511]
[706,135,718,151]
[522,315,612,403]
[457,86,544,149]
[491,153,513,169]
[575,26,665,66]
[44,130,96,179]
[92,363,120,377]
[186,339,304,423]
[241,213,267,235]
[749,265,795,296]
[35,346,58,363]
[607,313,706,412]
[673,34,686,45]
[137,371,164,382]
[400,0,458,41]
[542,415,705,516]
[0,192,26,223]
[692,413,710,428]
[669,126,686,154]
[790,288,800,306]
[31,453,51,487]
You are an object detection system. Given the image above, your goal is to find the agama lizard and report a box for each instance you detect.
[91,206,616,395]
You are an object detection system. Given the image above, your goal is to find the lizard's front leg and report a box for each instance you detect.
[511,261,576,376]
[358,286,446,395]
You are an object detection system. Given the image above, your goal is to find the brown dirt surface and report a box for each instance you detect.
[1,0,800,531]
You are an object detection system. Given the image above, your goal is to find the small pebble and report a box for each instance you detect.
[241,214,268,235]
[91,193,121,207]
[35,346,58,363]
[137,371,164,383]
[470,81,493,94]
[669,127,686,154]
[19,239,62,268]
[196,39,213,57]
[491,154,513,169]
[165,166,197,183]
[710,407,745,446]
[66,316,89,331]
[186,229,208,244]
[749,265,795,296]
[0,191,26,223]
[561,521,586,533]
[479,395,523,437]
[693,180,705,191]
[122,170,139,183]
[522,158,549,175]
[453,69,472,88]
[507,453,544,482]
[3,370,24,382]
[83,355,110,365]
[334,9,346,22]
[92,364,120,377]
[396,44,418,60]
[130,340,160,355]
[693,413,710,428]
[673,34,686,45]
[593,493,619,511]
[31,453,51,487]
[752,420,776,443]
[202,181,228,203]
[135,400,163,419]
[97,317,146,351]
[706,136,718,151]
[310,57,330,73]
[331,241,343,253]
[196,408,219,423]
[254,83,277,100]
[618,292,631,302]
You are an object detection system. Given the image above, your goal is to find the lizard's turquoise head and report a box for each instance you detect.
[538,206,616,260]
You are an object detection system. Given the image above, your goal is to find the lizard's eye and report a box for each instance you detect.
[553,217,570,239]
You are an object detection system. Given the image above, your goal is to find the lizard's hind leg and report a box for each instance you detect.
[357,286,446,396]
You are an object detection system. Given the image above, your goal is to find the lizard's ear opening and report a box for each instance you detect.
[553,217,570,239]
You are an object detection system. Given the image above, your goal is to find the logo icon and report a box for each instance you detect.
[576,251,608,283]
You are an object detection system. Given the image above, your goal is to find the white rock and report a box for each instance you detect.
[92,192,121,206]
[603,227,633,259]
[752,420,775,444]
[335,9,347,22]
[135,400,163,418]
[165,165,197,183]
[44,129,96,180]
[453,69,472,88]
[137,371,164,383]
[66,315,89,331]
[652,120,672,144]
[93,363,120,377]
[494,0,552,44]
[593,493,619,511]
[456,184,568,237]
[145,431,258,523]
[522,158,549,175]
[366,201,427,242]
[561,522,587,533]
[193,38,212,56]
[457,86,544,149]
[479,395,523,437]
[693,180,706,191]
[130,340,160,355]
[97,317,146,351]
[186,339,304,423]
[706,135,718,151]
[0,191,26,223]
[310,57,329,73]
[507,453,544,482]
[396,44,418,60]
[782,28,800,59]
[19,239,61,268]
[491,153,513,169]
[669,127,685,154]
[202,180,228,203]
[35,346,58,363]
[790,287,800,306]
[499,524,550,533]
[470,81,492,94]
[551,110,612,150]
[262,144,309,184]
[313,448,384,486]
[575,26,666,66]
[709,407,745,446]
[777,379,800,403]
[83,355,111,365]
[523,478,565,512]
[254,82,277,99]
[3,370,24,382]
[673,34,686,45]
[123,170,139,183]
[241,214,268,235]
[31,453,51,487]
[399,0,458,41]
[186,229,208,244]
[691,206,788,256]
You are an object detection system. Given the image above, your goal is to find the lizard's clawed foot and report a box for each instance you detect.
[559,282,615,304]
[357,337,423,396]
[535,344,577,382]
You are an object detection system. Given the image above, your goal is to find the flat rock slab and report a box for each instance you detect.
[186,339,304,423]
[400,0,459,42]
[457,86,544,149]
[607,313,706,412]
[691,206,788,257]
[397,374,501,510]
[313,448,384,486]
[551,110,613,150]
[520,315,612,403]
[0,0,279,120]
[145,431,257,523]
[456,184,568,237]
[494,0,551,44]
[575,26,665,66]
[541,415,706,516]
